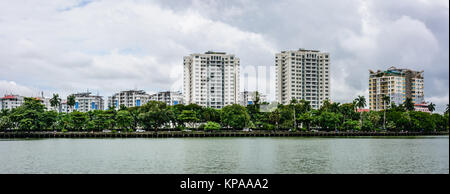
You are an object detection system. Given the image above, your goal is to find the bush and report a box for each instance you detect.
[175,125,185,131]
[262,123,275,130]
[204,122,221,131]
[197,124,205,130]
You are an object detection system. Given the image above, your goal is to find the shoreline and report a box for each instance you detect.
[0,131,448,139]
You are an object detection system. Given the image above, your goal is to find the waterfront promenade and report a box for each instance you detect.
[0,131,447,139]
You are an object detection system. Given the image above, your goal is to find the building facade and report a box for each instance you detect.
[107,90,150,110]
[275,49,330,109]
[369,67,424,111]
[183,51,240,109]
[150,91,183,106]
[0,95,25,110]
[72,92,104,112]
[414,103,431,113]
[238,91,268,106]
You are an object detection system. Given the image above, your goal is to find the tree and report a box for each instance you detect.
[67,95,76,113]
[138,101,171,131]
[41,111,58,130]
[314,111,342,131]
[9,98,46,131]
[297,112,313,131]
[381,95,391,110]
[268,109,281,129]
[69,111,87,131]
[354,95,367,127]
[221,104,250,130]
[49,93,61,112]
[179,110,199,129]
[341,120,360,131]
[404,97,415,111]
[116,110,133,131]
[381,95,390,129]
[200,107,221,123]
[427,102,436,113]
[0,116,13,131]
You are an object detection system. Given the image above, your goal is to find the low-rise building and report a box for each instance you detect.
[107,90,151,110]
[72,92,104,112]
[414,103,431,113]
[150,91,183,106]
[0,94,25,110]
[239,91,268,106]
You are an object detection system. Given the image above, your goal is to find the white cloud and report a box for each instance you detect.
[0,0,447,110]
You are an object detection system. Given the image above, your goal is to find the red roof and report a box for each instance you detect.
[1,95,18,99]
[357,109,370,112]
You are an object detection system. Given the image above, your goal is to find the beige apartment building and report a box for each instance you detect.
[369,67,424,111]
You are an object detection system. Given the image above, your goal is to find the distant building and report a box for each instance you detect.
[275,48,330,109]
[369,66,425,111]
[71,92,104,112]
[238,91,267,106]
[107,90,151,110]
[0,94,25,110]
[0,94,55,111]
[150,91,183,106]
[35,96,54,111]
[357,108,370,113]
[183,51,240,109]
[60,100,70,113]
[414,103,431,113]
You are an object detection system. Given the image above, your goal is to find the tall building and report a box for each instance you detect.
[150,91,183,106]
[0,94,25,110]
[183,51,240,109]
[369,66,424,111]
[107,90,150,110]
[275,49,330,109]
[72,92,104,112]
[238,91,268,106]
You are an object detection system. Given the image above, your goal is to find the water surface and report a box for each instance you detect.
[0,136,448,174]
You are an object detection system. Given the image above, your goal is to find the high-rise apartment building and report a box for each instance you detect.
[150,91,183,106]
[72,92,104,112]
[369,67,424,111]
[107,90,150,110]
[275,49,330,109]
[183,51,240,109]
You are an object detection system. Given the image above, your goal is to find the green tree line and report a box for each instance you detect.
[0,95,448,132]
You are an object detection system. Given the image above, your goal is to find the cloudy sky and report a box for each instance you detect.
[0,0,448,112]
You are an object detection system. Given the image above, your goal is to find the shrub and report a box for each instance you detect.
[204,122,221,131]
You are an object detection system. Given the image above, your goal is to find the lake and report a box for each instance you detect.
[0,136,448,174]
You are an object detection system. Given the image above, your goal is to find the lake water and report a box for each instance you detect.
[0,136,448,174]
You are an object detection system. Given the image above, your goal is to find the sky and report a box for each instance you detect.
[0,0,448,112]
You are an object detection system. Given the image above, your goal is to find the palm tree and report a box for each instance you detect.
[427,102,436,113]
[67,95,76,113]
[404,97,415,111]
[49,94,61,112]
[354,96,366,127]
[381,95,390,129]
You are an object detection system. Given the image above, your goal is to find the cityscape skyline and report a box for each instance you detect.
[0,0,448,112]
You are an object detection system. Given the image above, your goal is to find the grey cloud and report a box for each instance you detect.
[0,0,448,112]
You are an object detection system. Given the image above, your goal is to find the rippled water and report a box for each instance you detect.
[0,136,448,174]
